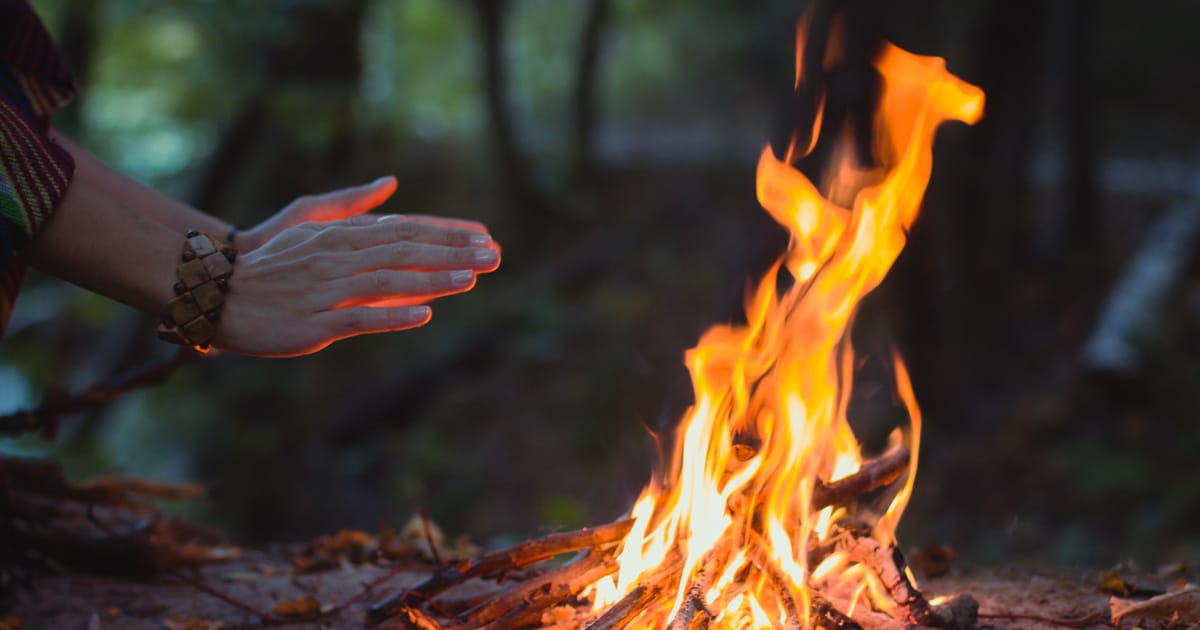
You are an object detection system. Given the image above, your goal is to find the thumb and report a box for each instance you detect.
[288,175,399,224]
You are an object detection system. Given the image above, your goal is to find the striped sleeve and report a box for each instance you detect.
[0,0,77,335]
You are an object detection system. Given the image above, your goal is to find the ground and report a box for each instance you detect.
[5,551,1183,630]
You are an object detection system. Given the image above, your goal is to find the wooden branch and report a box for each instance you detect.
[839,536,934,626]
[812,443,910,509]
[0,350,194,438]
[812,595,863,630]
[473,550,618,630]
[584,584,659,630]
[456,548,609,627]
[366,519,633,627]
[665,566,713,630]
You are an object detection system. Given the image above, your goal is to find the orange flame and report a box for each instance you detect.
[592,20,983,629]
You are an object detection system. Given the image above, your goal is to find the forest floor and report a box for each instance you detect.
[5,547,1189,630]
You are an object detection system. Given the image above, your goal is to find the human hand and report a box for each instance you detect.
[213,180,500,357]
[236,176,405,252]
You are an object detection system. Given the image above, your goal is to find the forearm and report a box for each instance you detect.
[24,138,192,315]
[50,133,231,238]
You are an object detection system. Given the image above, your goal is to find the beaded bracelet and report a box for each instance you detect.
[156,230,237,354]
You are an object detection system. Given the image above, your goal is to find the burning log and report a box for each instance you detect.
[366,519,631,626]
[584,584,660,630]
[812,444,910,510]
[453,548,616,628]
[837,534,934,626]
[665,566,714,630]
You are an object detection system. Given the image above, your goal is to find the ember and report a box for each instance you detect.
[371,8,983,630]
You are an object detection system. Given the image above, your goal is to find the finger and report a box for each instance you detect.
[310,220,494,252]
[324,242,499,275]
[292,176,399,224]
[327,269,477,307]
[316,305,432,340]
[404,214,490,234]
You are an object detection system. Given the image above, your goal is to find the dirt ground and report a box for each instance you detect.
[6,549,1188,630]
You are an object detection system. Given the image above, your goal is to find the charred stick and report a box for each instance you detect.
[477,551,619,630]
[812,595,863,630]
[839,536,934,626]
[366,519,632,626]
[456,548,610,627]
[812,444,910,509]
[666,565,714,630]
[585,584,660,630]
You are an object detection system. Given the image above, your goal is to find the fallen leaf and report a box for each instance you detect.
[0,615,21,630]
[1099,569,1133,596]
[106,608,120,618]
[1110,587,1200,626]
[272,595,321,617]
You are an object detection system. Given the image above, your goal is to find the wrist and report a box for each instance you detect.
[156,230,237,354]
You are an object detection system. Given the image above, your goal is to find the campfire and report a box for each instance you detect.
[368,11,984,630]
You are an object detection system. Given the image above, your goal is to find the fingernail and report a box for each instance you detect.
[450,270,474,287]
[475,249,498,266]
[409,306,431,320]
[469,233,492,247]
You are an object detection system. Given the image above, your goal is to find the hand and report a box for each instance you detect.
[214,180,500,357]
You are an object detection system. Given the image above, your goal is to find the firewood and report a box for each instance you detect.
[583,584,659,630]
[812,444,910,509]
[394,605,445,630]
[366,519,632,627]
[838,535,935,626]
[929,593,979,630]
[454,548,613,628]
[665,565,714,630]
[472,551,619,630]
[812,595,863,630]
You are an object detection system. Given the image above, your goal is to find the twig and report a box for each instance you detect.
[666,566,714,630]
[812,444,910,509]
[838,535,934,626]
[584,584,658,630]
[483,551,619,630]
[455,548,614,628]
[419,506,443,566]
[812,595,863,630]
[0,350,194,438]
[367,519,633,626]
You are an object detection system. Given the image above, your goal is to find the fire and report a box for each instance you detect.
[589,18,983,629]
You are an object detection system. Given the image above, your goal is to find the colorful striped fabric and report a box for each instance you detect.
[0,0,77,337]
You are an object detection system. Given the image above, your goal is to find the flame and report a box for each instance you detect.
[592,16,983,628]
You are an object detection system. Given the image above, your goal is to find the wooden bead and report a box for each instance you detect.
[203,252,233,279]
[191,281,224,313]
[182,250,197,262]
[180,315,215,344]
[177,259,210,288]
[205,310,220,322]
[167,295,202,326]
[187,234,217,257]
[173,281,186,295]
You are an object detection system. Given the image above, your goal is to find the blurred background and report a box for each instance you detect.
[3,0,1199,569]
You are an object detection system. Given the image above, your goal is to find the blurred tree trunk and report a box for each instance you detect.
[468,0,551,252]
[570,0,611,185]
[195,0,369,223]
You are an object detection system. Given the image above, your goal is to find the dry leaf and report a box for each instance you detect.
[1110,587,1200,626]
[1099,569,1133,596]
[0,615,20,630]
[272,595,321,617]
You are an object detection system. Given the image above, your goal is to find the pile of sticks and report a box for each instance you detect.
[366,445,978,629]
[0,455,229,586]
